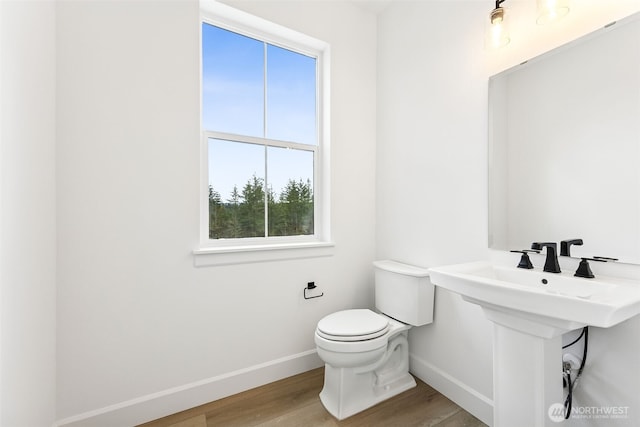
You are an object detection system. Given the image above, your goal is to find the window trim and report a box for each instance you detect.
[196,0,332,264]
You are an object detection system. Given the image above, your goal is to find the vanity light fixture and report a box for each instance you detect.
[489,0,510,48]
[488,0,570,49]
[536,0,570,25]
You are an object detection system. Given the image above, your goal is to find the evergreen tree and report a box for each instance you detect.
[273,179,313,236]
[267,184,281,236]
[208,186,225,239]
[238,175,265,237]
[208,177,313,239]
[225,185,242,238]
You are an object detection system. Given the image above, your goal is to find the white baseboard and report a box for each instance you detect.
[409,353,494,426]
[54,350,323,427]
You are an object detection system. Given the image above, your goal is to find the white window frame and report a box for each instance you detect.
[195,0,333,266]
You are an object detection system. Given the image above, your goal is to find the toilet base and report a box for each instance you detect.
[318,331,416,420]
[319,365,416,420]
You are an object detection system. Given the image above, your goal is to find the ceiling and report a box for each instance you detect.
[350,0,395,15]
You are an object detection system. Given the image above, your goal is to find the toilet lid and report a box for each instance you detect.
[317,309,390,342]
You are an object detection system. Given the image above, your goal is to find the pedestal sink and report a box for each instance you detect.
[429,261,640,427]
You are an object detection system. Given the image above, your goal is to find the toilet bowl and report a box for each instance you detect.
[314,260,434,420]
[315,308,394,368]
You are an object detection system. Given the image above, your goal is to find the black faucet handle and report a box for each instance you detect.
[560,239,583,256]
[510,250,538,269]
[575,257,606,279]
[593,256,619,262]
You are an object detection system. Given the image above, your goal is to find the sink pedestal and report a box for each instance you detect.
[492,319,563,427]
[470,300,578,427]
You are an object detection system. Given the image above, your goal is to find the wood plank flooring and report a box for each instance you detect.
[139,368,487,427]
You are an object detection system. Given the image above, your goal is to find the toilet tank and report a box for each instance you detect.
[373,260,434,326]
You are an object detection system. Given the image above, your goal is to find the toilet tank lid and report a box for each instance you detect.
[373,260,430,277]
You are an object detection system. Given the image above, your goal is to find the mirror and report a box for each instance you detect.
[489,12,640,264]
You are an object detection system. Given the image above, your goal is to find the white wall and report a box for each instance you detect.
[377,1,640,426]
[0,1,57,426]
[376,2,494,422]
[55,0,376,425]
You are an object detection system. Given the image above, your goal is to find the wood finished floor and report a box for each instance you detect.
[139,367,487,427]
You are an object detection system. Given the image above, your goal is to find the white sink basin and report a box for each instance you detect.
[429,261,640,330]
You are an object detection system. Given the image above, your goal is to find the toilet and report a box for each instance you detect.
[314,260,434,420]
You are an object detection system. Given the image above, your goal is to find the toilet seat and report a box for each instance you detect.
[316,309,390,342]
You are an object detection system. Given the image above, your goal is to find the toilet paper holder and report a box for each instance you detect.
[304,282,323,299]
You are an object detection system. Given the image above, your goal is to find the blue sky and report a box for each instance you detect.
[202,23,316,201]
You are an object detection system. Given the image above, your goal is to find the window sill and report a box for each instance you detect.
[193,241,335,267]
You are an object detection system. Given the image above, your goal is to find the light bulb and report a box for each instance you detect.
[489,7,510,48]
[537,0,570,25]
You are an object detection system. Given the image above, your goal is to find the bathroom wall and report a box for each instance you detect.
[376,2,494,422]
[55,0,376,424]
[0,1,57,426]
[377,1,640,426]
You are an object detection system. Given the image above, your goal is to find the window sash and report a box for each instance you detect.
[202,131,320,243]
[199,0,330,251]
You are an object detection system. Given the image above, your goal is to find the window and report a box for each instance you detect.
[197,1,331,263]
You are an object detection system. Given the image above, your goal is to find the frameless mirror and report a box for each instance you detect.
[488,11,640,264]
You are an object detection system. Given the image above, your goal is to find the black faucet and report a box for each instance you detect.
[560,239,583,256]
[531,242,561,273]
[510,249,540,269]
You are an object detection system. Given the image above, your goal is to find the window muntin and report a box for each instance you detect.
[201,20,321,244]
